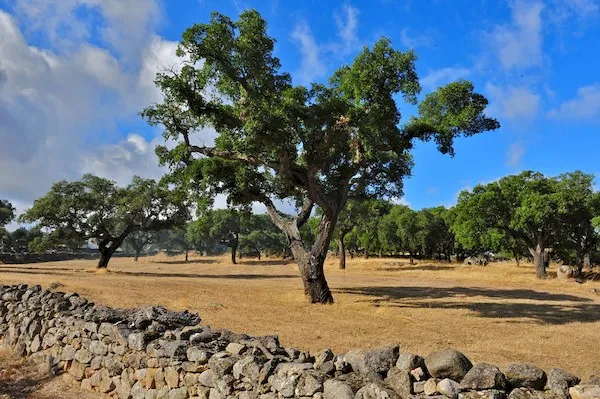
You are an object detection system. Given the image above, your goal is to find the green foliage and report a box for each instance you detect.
[240,214,287,257]
[0,199,15,227]
[141,8,497,236]
[450,170,598,270]
[20,174,189,264]
[141,9,497,301]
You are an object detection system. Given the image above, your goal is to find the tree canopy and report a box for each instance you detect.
[142,10,499,302]
[450,171,598,277]
[0,199,15,227]
[21,174,189,268]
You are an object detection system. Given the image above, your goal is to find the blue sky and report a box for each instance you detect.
[0,0,599,221]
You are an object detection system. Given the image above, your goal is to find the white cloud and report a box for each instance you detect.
[334,4,360,55]
[485,83,541,120]
[489,1,544,70]
[12,0,162,63]
[399,28,433,49]
[80,134,165,186]
[547,83,600,120]
[0,5,186,222]
[291,21,326,84]
[421,67,471,89]
[507,143,525,167]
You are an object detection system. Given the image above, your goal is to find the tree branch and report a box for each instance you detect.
[295,199,314,228]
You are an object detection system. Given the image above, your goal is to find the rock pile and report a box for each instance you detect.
[1,284,598,399]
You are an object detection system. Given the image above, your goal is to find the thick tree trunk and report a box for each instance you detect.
[134,248,141,262]
[409,252,414,265]
[338,238,346,270]
[97,249,114,268]
[529,244,547,279]
[231,239,238,265]
[364,245,369,259]
[185,249,189,262]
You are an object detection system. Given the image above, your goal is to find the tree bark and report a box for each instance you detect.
[264,198,336,303]
[134,247,141,262]
[185,249,189,262]
[231,235,238,265]
[529,243,547,279]
[364,245,369,259]
[338,238,346,270]
[98,248,115,268]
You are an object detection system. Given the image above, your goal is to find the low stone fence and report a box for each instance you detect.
[0,284,598,399]
[0,251,99,264]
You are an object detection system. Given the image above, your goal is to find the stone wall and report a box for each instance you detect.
[0,284,598,399]
[0,251,99,264]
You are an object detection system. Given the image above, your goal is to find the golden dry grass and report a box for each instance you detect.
[0,348,106,398]
[1,254,600,378]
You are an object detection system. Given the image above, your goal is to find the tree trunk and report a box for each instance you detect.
[529,244,547,279]
[338,238,346,270]
[97,249,114,268]
[409,252,414,265]
[134,248,141,262]
[364,245,369,259]
[185,249,189,262]
[231,237,238,265]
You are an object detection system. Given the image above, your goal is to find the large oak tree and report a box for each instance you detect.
[21,175,189,268]
[142,10,499,303]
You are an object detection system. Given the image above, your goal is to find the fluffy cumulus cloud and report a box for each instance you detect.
[485,83,541,120]
[489,1,544,70]
[0,3,183,217]
[547,83,600,121]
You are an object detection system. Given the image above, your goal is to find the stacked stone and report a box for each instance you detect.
[1,284,599,399]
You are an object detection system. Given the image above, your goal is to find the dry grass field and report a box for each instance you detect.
[1,254,600,379]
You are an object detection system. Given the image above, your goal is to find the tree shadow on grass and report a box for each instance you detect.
[111,270,298,280]
[376,265,457,272]
[154,259,220,265]
[0,269,73,277]
[335,286,600,325]
[238,259,295,266]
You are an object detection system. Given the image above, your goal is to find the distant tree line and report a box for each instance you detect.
[4,169,600,282]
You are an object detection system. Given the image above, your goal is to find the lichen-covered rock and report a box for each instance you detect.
[323,379,354,399]
[506,387,546,399]
[396,352,426,372]
[385,367,412,398]
[355,382,400,398]
[504,363,547,390]
[438,378,460,399]
[459,390,506,399]
[569,385,600,399]
[344,344,399,377]
[425,349,473,381]
[547,368,581,397]
[460,363,508,391]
